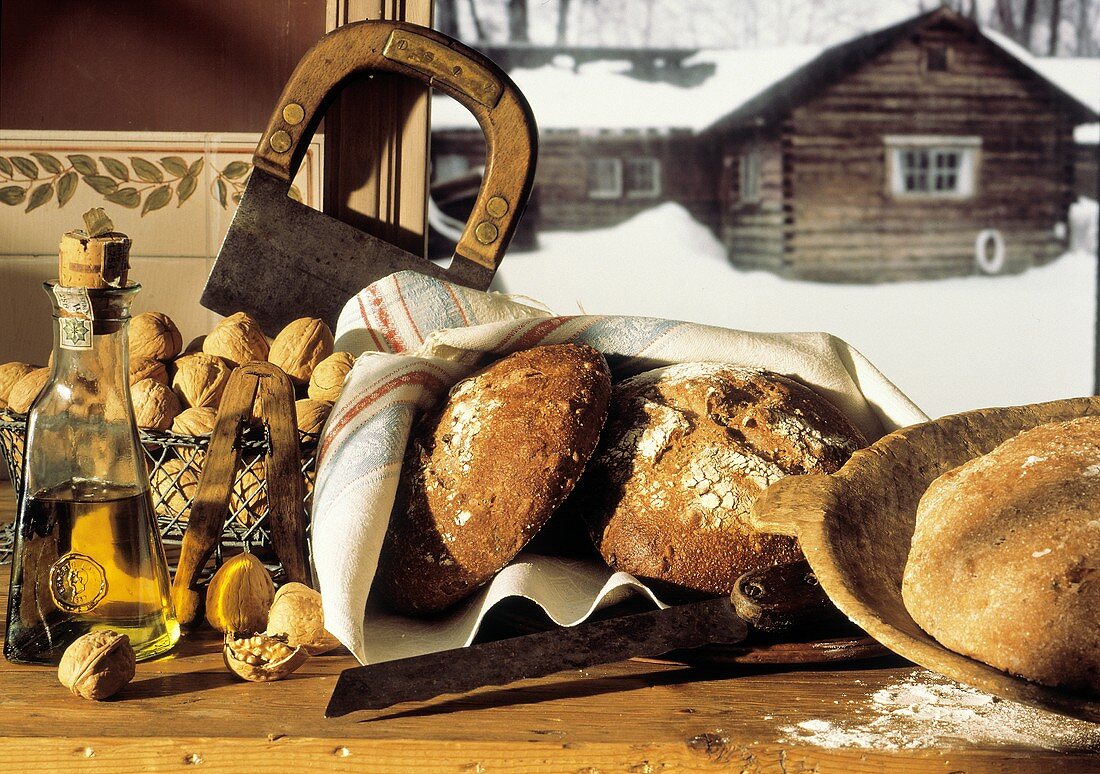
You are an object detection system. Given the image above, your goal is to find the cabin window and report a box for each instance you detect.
[624,158,661,198]
[588,158,622,199]
[885,136,980,199]
[925,45,948,72]
[740,149,762,203]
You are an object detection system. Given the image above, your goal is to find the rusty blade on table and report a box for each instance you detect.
[324,595,748,717]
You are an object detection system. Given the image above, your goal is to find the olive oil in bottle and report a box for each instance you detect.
[4,210,180,664]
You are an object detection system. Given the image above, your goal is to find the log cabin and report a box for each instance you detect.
[704,6,1097,281]
[430,7,1098,280]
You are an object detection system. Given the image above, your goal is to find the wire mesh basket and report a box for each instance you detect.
[0,410,318,569]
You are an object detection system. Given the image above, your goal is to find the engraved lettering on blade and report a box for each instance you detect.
[382,31,502,108]
[49,553,108,612]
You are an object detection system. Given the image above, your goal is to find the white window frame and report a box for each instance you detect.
[740,148,762,203]
[588,157,622,199]
[623,157,661,199]
[884,135,980,199]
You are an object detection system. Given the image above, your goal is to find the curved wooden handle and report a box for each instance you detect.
[254,21,537,277]
[749,473,835,537]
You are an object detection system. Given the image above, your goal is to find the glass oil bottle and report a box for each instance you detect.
[4,211,180,663]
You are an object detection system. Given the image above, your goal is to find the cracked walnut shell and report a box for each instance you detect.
[308,352,354,402]
[265,583,342,655]
[172,353,231,409]
[224,632,308,682]
[129,312,183,361]
[204,312,269,368]
[268,317,334,385]
[58,630,136,700]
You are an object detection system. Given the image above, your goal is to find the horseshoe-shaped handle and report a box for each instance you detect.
[253,21,538,278]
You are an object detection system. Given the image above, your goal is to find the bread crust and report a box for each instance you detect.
[376,344,612,614]
[574,363,867,597]
[903,416,1100,695]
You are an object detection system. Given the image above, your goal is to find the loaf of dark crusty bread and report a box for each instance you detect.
[903,416,1100,696]
[376,343,612,614]
[571,363,868,598]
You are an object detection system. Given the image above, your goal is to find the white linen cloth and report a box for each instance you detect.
[312,270,929,664]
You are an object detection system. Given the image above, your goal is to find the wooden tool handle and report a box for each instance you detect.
[730,560,840,632]
[253,363,310,587]
[253,21,537,278]
[170,369,260,626]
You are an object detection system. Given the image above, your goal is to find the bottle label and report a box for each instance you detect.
[49,552,108,612]
[52,286,94,351]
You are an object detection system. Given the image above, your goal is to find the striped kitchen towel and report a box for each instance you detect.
[312,270,928,664]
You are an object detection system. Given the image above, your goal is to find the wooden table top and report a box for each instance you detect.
[0,483,1096,773]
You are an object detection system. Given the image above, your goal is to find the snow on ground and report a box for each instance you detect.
[491,201,1098,420]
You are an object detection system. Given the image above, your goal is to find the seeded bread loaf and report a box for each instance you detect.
[903,416,1100,695]
[376,344,612,614]
[574,363,867,598]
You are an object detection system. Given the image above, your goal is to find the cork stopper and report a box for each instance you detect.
[58,209,131,289]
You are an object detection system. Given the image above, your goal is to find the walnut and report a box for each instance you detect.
[265,582,342,655]
[268,318,334,385]
[131,378,181,430]
[308,352,354,402]
[203,312,269,368]
[7,367,50,414]
[295,399,332,435]
[129,357,169,387]
[150,458,199,520]
[171,406,218,436]
[205,553,276,634]
[183,335,205,354]
[223,632,307,682]
[0,362,37,408]
[231,465,268,526]
[57,630,136,700]
[172,353,231,409]
[129,312,182,361]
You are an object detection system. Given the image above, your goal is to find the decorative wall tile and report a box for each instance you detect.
[0,130,322,258]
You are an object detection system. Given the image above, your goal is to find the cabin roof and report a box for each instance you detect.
[430,8,1099,136]
[703,7,1099,134]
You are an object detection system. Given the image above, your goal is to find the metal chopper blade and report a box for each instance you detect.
[324,595,748,717]
[201,169,494,335]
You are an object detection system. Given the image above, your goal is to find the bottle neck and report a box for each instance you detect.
[43,281,140,426]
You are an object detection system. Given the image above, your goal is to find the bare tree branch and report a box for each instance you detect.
[556,0,573,45]
[508,0,530,43]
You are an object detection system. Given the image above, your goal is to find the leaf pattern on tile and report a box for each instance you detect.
[0,153,309,213]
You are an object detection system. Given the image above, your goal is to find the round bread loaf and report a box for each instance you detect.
[902,416,1100,695]
[574,363,867,598]
[376,343,612,615]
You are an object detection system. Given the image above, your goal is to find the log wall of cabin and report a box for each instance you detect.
[745,27,1078,282]
[717,134,786,271]
[430,130,715,237]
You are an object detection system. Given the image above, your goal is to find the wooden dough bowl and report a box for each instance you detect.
[752,396,1100,722]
